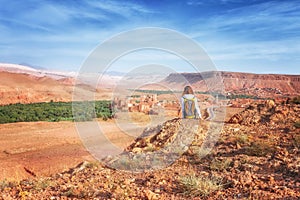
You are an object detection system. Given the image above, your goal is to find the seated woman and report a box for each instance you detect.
[180,86,201,119]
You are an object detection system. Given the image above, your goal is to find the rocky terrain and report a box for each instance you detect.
[0,100,299,199]
[161,71,300,97]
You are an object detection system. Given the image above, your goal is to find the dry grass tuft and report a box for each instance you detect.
[245,141,275,157]
[210,158,232,172]
[294,121,300,128]
[293,134,300,148]
[178,174,223,197]
[236,134,250,145]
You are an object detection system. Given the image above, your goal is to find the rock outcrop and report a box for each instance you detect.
[228,100,300,126]
[105,118,203,172]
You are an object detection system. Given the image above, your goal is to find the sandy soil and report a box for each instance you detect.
[0,121,87,180]
[0,119,136,181]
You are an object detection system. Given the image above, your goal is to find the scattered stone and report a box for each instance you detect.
[144,189,159,200]
[1,102,300,199]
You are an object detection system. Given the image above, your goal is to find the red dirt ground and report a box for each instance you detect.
[0,120,136,181]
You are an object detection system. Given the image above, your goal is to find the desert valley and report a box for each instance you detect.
[0,63,299,199]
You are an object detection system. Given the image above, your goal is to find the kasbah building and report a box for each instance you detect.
[112,94,180,115]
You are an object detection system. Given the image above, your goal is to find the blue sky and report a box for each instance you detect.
[0,0,299,74]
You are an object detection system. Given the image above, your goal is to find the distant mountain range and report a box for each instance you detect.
[0,63,77,79]
[159,71,300,97]
[0,63,299,105]
[18,62,46,70]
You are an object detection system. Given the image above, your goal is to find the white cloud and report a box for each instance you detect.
[189,1,300,36]
[86,0,155,18]
[0,16,53,33]
[21,4,70,26]
[186,0,300,69]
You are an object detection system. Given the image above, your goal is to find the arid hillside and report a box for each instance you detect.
[161,71,300,97]
[0,71,111,105]
[0,100,299,199]
[0,71,76,105]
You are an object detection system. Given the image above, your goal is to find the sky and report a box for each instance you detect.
[0,0,299,74]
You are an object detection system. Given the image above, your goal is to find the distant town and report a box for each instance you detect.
[112,94,180,115]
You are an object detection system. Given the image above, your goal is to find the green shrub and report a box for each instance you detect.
[0,179,9,191]
[0,179,17,191]
[33,178,54,191]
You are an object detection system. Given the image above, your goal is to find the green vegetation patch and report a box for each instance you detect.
[0,101,112,124]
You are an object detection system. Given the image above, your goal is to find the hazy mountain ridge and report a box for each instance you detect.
[0,63,103,105]
[1,63,299,105]
[162,71,300,97]
[0,63,77,79]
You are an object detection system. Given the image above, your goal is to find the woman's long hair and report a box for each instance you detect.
[182,86,194,96]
